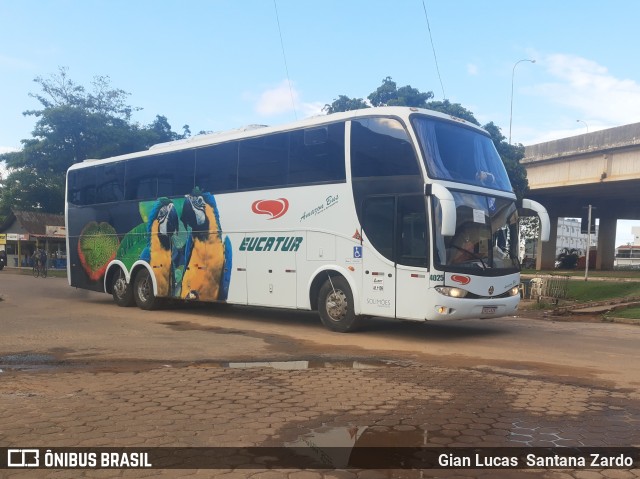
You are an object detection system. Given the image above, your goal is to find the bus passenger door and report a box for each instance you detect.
[395,195,430,320]
[361,196,397,317]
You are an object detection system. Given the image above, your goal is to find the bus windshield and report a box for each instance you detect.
[433,192,519,272]
[412,116,512,192]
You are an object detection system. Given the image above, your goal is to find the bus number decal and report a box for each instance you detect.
[429,274,444,282]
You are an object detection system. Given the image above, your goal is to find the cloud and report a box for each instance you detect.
[253,80,326,120]
[255,80,299,116]
[532,53,640,126]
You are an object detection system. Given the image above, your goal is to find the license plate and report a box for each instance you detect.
[482,306,497,314]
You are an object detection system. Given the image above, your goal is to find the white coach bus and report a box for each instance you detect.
[66,106,549,332]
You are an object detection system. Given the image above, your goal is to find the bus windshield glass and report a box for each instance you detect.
[433,192,519,272]
[412,116,512,192]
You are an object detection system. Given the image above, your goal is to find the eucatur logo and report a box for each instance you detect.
[251,198,289,220]
[450,274,471,285]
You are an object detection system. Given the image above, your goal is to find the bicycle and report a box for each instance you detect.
[32,259,47,278]
[32,260,40,278]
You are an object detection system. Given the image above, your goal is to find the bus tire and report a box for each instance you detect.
[133,269,159,310]
[112,269,135,307]
[318,276,362,333]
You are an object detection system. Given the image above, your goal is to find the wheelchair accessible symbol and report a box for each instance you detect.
[353,246,363,259]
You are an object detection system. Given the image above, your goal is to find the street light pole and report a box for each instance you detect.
[577,119,589,133]
[585,204,592,281]
[509,58,536,144]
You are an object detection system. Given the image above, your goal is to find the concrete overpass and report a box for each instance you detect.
[523,122,640,270]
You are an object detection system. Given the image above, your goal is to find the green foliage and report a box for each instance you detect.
[323,95,369,114]
[0,67,188,214]
[425,99,479,125]
[368,77,433,108]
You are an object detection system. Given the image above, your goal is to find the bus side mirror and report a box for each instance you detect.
[425,183,456,237]
[520,198,550,242]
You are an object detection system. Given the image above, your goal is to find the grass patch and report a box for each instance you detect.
[566,281,640,303]
[605,306,640,320]
[522,269,640,279]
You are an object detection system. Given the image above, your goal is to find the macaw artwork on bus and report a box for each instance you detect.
[75,188,232,301]
[180,189,232,301]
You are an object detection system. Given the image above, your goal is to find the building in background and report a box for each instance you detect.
[615,226,640,268]
[523,217,598,263]
[0,210,66,269]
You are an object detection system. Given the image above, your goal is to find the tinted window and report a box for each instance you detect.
[351,118,420,178]
[195,142,238,193]
[397,195,428,268]
[363,196,395,262]
[95,162,125,204]
[238,133,289,189]
[68,168,96,206]
[412,116,512,191]
[289,123,345,184]
[125,151,195,200]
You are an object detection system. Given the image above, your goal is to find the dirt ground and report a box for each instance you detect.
[1,272,639,478]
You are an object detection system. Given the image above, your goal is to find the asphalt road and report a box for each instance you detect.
[1,272,639,478]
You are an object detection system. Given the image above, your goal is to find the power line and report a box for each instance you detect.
[273,0,297,120]
[421,0,446,100]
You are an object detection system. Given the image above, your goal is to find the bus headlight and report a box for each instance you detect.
[435,286,468,298]
[509,286,520,297]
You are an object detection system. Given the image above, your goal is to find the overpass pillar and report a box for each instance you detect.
[596,215,617,270]
[536,215,558,270]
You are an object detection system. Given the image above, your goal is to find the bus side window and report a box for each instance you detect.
[126,158,157,200]
[288,123,346,185]
[195,142,238,193]
[397,196,428,268]
[238,133,289,190]
[124,151,195,200]
[95,163,125,204]
[158,151,195,197]
[362,196,395,262]
[351,118,420,178]
[68,168,97,206]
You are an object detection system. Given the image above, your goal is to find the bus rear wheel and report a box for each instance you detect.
[318,276,361,333]
[112,269,135,307]
[133,269,159,310]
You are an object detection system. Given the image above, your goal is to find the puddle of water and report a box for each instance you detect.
[285,424,429,468]
[0,353,63,372]
[223,360,387,370]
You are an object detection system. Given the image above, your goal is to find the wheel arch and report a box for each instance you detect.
[104,260,158,296]
[104,260,130,294]
[307,266,361,315]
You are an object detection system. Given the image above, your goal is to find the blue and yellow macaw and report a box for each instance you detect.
[140,198,179,297]
[180,189,232,301]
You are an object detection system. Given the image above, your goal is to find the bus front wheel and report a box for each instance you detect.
[133,269,159,310]
[318,276,362,333]
[112,269,135,307]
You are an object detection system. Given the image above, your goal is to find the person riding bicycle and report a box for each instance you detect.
[39,249,47,269]
[31,248,47,270]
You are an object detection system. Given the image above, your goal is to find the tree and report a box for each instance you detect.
[368,77,433,108]
[323,95,369,114]
[0,68,187,214]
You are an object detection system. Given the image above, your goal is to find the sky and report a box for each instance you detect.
[1,0,639,245]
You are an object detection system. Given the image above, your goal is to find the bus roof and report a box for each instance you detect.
[68,106,487,171]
